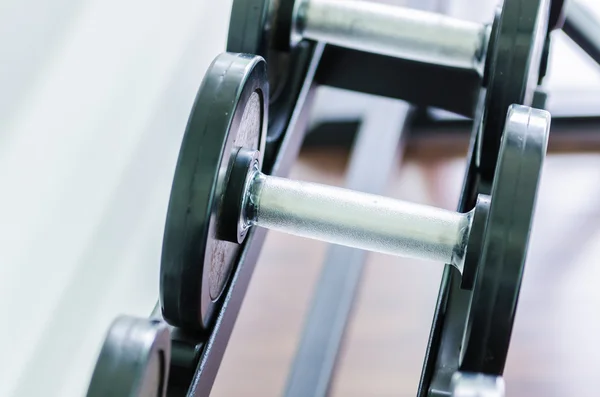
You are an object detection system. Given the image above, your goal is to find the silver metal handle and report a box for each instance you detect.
[292,0,490,72]
[451,372,505,397]
[243,170,474,271]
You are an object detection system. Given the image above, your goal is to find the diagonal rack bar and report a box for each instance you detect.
[283,99,410,397]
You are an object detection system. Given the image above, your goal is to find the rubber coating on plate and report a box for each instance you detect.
[228,0,310,147]
[461,105,550,375]
[479,0,550,182]
[227,0,270,56]
[86,316,171,397]
[160,53,267,331]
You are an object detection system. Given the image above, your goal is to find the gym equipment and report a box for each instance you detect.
[228,0,553,142]
[286,96,414,397]
[84,0,574,395]
[156,49,548,374]
[87,316,171,397]
[287,0,489,71]
[160,53,268,331]
[87,55,548,397]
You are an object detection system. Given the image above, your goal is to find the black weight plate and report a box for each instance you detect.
[226,0,295,90]
[479,0,550,182]
[461,105,550,374]
[228,0,314,148]
[86,316,171,397]
[160,53,268,331]
[227,0,270,56]
[227,0,288,126]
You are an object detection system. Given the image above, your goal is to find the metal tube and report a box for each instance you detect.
[245,172,473,270]
[292,0,489,71]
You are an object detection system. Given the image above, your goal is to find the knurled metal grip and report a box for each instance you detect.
[223,147,477,273]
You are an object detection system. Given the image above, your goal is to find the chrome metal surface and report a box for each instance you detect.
[244,171,474,270]
[292,0,489,71]
[451,372,505,397]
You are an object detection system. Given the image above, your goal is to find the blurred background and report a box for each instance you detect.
[1,0,600,396]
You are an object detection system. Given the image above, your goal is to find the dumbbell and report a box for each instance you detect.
[220,147,476,270]
[159,52,550,334]
[86,316,171,397]
[282,0,562,71]
[288,0,490,71]
[228,0,551,179]
[85,316,504,397]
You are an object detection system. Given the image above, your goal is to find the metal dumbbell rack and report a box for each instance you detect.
[85,0,600,396]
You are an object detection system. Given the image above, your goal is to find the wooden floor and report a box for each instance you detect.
[210,146,600,397]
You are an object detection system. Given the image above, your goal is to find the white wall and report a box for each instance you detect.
[0,1,232,396]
